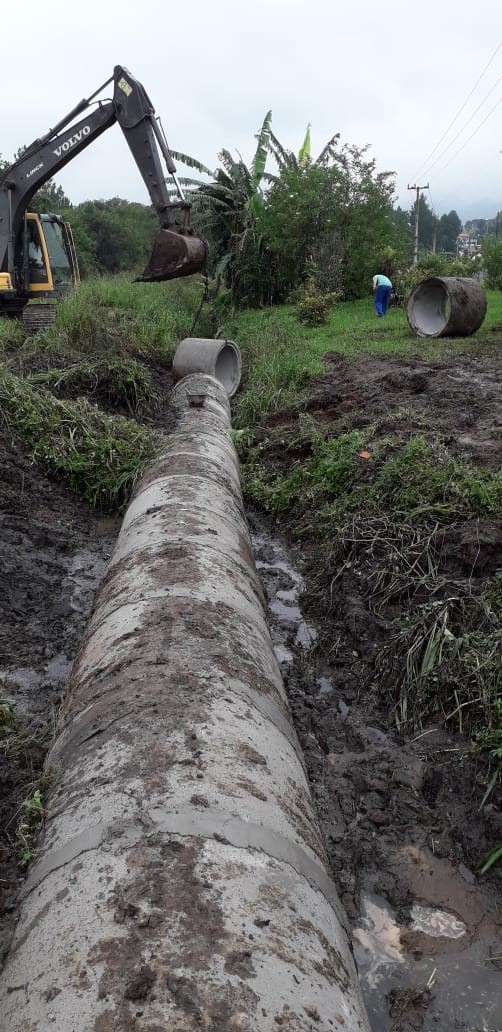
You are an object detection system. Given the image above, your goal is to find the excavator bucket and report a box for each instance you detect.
[136,228,207,283]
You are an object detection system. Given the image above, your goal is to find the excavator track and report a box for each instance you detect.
[22,304,58,336]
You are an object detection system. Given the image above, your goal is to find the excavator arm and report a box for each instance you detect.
[0,65,206,290]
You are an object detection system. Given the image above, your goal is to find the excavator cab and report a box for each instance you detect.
[15,213,79,298]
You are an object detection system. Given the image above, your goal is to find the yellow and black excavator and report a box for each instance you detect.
[0,65,207,331]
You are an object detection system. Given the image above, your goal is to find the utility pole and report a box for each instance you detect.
[408,183,429,264]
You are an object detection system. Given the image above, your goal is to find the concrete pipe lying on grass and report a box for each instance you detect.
[406,275,487,337]
[173,336,242,397]
[0,374,369,1032]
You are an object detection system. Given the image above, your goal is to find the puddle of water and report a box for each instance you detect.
[354,884,502,1032]
[411,903,467,939]
[0,546,109,717]
[252,528,317,650]
[0,666,43,694]
[317,676,333,696]
[353,892,406,990]
[62,548,109,615]
[273,644,294,665]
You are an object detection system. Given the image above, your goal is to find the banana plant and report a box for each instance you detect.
[171,112,273,299]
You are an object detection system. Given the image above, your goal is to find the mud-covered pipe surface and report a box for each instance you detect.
[0,374,369,1031]
[406,276,487,337]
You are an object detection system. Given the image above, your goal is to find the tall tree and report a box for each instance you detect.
[437,210,462,253]
[408,193,436,253]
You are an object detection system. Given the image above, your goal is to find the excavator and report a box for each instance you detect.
[0,65,207,331]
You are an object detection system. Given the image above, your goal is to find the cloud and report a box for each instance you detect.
[2,0,500,224]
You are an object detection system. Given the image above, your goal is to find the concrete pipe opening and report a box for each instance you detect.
[407,276,487,338]
[173,337,242,397]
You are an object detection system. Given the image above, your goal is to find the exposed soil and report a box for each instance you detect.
[250,348,502,1031]
[0,348,501,1030]
[0,426,118,963]
[252,514,502,1031]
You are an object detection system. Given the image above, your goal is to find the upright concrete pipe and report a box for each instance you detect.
[407,275,487,337]
[173,336,242,397]
[0,373,369,1031]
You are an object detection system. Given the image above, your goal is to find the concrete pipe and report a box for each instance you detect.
[406,276,487,338]
[0,374,369,1032]
[173,336,242,397]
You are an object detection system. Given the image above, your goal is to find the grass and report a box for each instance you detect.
[26,357,159,418]
[42,275,214,363]
[0,697,18,753]
[0,367,161,510]
[225,289,502,428]
[230,289,502,803]
[0,274,214,510]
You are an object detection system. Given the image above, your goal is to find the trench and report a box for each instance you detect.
[248,510,502,1032]
[1,504,501,1030]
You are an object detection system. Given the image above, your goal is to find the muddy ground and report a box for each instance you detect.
[0,348,501,1030]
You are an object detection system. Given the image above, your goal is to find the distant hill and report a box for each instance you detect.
[464,212,501,236]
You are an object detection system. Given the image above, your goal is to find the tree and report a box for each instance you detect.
[0,147,71,212]
[482,236,502,288]
[436,210,462,253]
[262,142,400,299]
[408,193,436,253]
[175,112,274,304]
[30,180,72,214]
[65,198,158,277]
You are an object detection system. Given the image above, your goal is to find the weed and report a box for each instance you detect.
[296,290,339,327]
[27,357,159,418]
[372,436,502,519]
[43,275,212,364]
[480,845,502,873]
[0,697,17,752]
[16,787,44,867]
[0,367,161,510]
[0,317,24,353]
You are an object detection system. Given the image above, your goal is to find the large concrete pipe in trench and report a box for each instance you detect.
[0,374,369,1031]
[407,275,487,337]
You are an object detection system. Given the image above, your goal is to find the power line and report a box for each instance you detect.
[440,95,502,170]
[414,40,502,177]
[423,74,502,175]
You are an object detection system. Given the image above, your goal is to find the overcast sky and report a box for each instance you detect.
[2,1,501,224]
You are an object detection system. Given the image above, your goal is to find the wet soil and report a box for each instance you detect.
[0,347,501,1030]
[0,426,118,962]
[249,347,502,1030]
[251,514,502,1031]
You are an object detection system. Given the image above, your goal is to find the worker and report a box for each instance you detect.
[372,273,393,318]
[28,227,44,268]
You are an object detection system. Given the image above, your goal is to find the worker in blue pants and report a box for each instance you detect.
[372,273,393,317]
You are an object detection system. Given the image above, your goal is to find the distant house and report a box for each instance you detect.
[457,232,481,257]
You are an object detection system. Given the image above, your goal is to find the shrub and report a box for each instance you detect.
[295,278,340,327]
[482,238,502,290]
